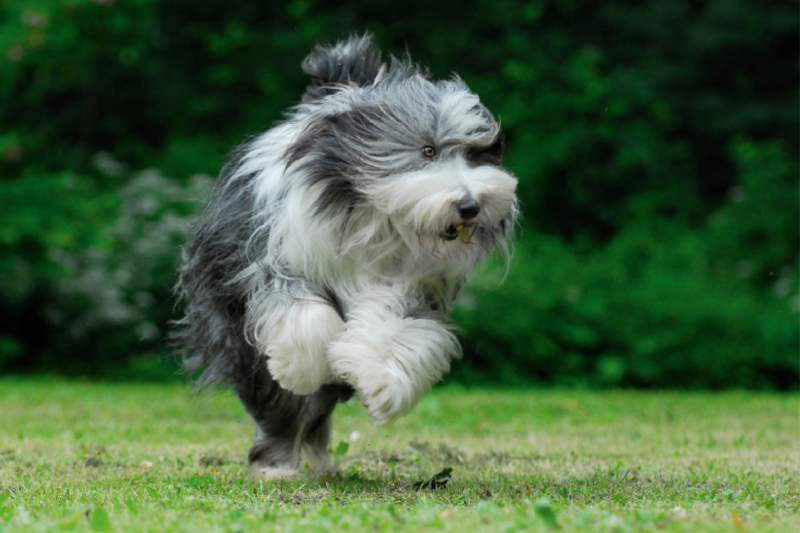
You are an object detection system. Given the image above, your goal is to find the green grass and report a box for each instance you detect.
[0,378,797,532]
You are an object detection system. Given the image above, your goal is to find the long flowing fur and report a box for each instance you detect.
[174,34,518,479]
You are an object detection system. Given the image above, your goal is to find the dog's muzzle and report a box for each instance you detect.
[442,221,475,241]
[443,198,482,241]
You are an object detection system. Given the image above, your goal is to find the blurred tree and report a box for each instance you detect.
[0,0,796,387]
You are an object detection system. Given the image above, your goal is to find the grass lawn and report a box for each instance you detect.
[0,378,797,532]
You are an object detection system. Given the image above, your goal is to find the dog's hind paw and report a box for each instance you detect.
[248,464,301,482]
[248,451,336,482]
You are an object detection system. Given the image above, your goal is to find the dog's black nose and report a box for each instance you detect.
[457,198,481,220]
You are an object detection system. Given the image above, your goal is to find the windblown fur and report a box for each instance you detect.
[174,34,518,480]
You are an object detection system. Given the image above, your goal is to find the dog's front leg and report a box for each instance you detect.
[248,286,345,396]
[327,286,460,425]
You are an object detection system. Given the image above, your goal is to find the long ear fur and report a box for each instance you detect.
[301,33,384,102]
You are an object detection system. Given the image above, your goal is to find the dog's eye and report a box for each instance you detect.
[421,146,436,158]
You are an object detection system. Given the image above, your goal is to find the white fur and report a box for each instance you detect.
[263,301,343,395]
[246,284,344,395]
[327,285,459,425]
[366,159,518,275]
[249,465,303,481]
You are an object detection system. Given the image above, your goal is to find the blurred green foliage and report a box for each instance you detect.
[0,0,797,388]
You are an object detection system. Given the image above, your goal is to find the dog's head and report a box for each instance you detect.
[284,34,518,274]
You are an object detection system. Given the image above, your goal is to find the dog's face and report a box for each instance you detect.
[286,63,518,275]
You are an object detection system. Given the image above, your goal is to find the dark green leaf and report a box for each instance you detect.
[413,467,453,490]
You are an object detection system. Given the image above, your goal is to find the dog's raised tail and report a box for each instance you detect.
[301,33,384,101]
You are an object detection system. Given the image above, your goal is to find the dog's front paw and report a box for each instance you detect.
[328,337,419,424]
[355,362,420,425]
[327,299,459,424]
[267,350,331,396]
[264,302,345,395]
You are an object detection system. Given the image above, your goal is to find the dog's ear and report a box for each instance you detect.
[301,33,385,102]
[467,130,505,167]
[283,110,365,215]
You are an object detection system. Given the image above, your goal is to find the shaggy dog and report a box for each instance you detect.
[174,34,518,480]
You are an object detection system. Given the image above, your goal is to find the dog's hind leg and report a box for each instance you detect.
[299,383,355,474]
[236,360,308,480]
[237,357,353,480]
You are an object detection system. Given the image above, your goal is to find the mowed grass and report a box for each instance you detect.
[0,378,797,532]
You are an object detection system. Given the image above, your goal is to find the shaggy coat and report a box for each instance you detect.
[174,35,518,480]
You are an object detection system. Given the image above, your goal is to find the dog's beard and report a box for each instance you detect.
[364,159,517,274]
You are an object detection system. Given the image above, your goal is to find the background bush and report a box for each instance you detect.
[0,0,797,388]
